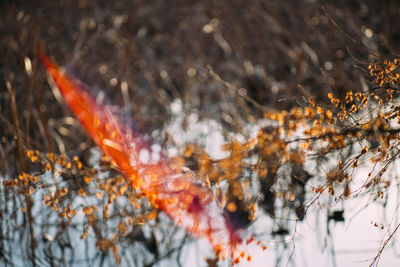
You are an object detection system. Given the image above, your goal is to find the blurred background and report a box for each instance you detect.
[1,0,400,266]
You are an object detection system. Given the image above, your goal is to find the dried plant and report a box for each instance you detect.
[1,0,400,266]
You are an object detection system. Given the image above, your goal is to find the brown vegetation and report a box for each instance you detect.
[1,0,400,266]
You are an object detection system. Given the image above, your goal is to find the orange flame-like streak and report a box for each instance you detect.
[40,53,248,262]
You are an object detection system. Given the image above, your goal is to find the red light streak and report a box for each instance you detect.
[39,52,258,263]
